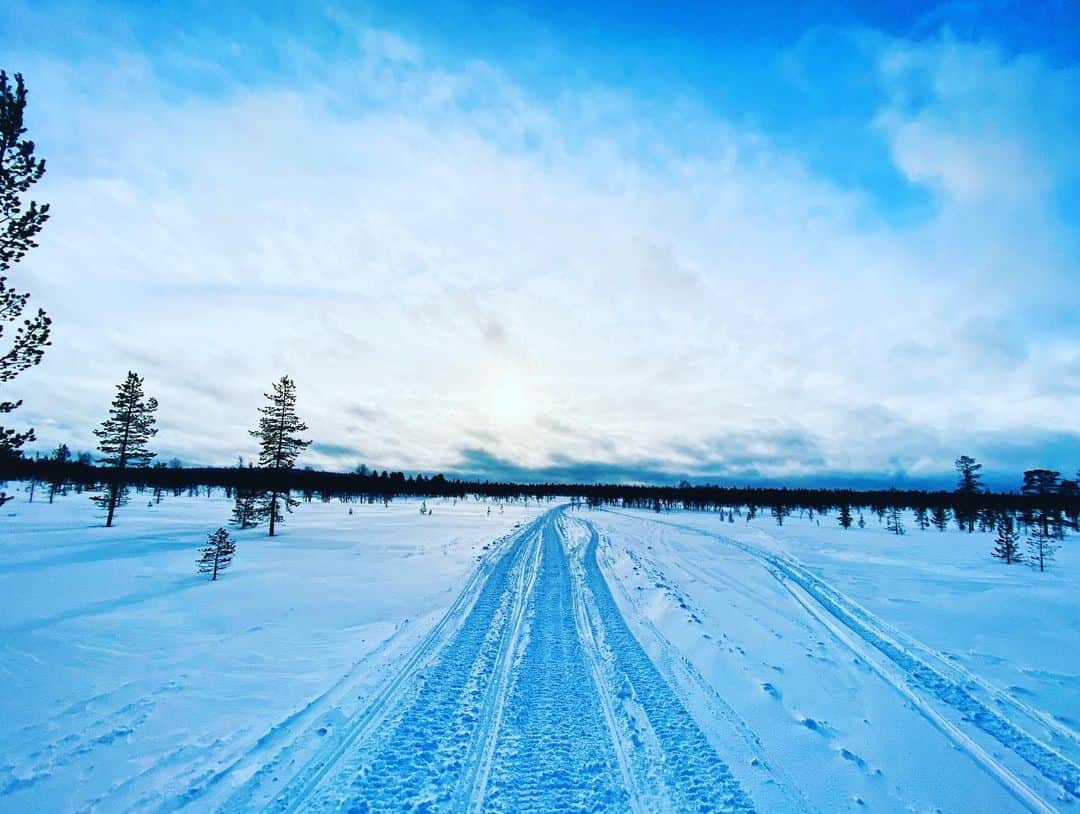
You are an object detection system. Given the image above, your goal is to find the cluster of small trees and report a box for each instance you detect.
[90,370,311,541]
[79,370,310,581]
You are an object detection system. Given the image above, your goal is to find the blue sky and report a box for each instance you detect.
[4,1,1080,487]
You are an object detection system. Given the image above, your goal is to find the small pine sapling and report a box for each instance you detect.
[838,503,853,529]
[197,527,236,581]
[231,489,260,529]
[886,506,905,536]
[1026,525,1060,573]
[991,516,1022,565]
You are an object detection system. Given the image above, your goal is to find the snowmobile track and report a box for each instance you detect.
[613,510,1080,811]
[219,507,756,813]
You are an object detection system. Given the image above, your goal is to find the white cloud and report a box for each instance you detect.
[7,25,1080,478]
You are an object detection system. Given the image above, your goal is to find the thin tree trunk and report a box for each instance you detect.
[105,478,120,527]
[269,490,278,536]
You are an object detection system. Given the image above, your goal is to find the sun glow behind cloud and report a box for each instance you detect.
[4,1,1080,484]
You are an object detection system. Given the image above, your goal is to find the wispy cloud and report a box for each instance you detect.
[5,4,1079,483]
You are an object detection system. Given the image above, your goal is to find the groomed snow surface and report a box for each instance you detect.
[1,493,1077,812]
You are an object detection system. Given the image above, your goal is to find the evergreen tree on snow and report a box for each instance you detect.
[886,506,905,535]
[954,455,984,532]
[838,503,853,529]
[1026,525,1060,573]
[231,489,260,529]
[931,504,949,532]
[0,71,53,505]
[197,527,236,581]
[913,506,930,530]
[250,375,310,536]
[47,441,70,503]
[1060,478,1080,532]
[93,371,158,527]
[991,515,1022,565]
[771,503,787,526]
[1021,469,1063,539]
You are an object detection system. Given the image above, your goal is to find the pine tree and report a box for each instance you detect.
[1021,469,1063,539]
[1026,525,1060,573]
[197,527,236,581]
[0,71,52,504]
[47,441,70,503]
[231,489,259,529]
[914,506,930,530]
[954,455,983,532]
[250,375,310,536]
[838,503,853,529]
[93,371,158,527]
[991,515,1022,565]
[886,506,905,535]
[930,504,949,532]
[771,503,787,526]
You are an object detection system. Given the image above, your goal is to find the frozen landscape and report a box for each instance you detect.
[1,493,1076,812]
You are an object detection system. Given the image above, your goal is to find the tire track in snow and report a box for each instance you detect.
[221,507,759,813]
[216,515,544,813]
[617,510,1080,809]
[479,513,630,813]
[270,516,544,812]
[453,517,543,813]
[567,514,757,814]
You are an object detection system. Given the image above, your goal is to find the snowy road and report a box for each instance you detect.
[220,508,755,813]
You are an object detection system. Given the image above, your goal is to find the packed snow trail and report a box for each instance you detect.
[572,516,757,813]
[478,513,628,812]
[227,507,755,813]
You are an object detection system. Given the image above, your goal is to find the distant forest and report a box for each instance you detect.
[5,452,1080,533]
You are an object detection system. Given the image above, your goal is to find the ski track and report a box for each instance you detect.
[218,507,756,813]
[573,517,756,814]
[214,517,545,814]
[608,509,1080,808]
[264,515,544,812]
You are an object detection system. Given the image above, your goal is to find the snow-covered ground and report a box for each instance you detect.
[589,505,1079,812]
[1,492,1077,812]
[0,490,544,812]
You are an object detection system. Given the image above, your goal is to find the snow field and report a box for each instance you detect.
[589,506,1079,812]
[3,492,1077,813]
[0,491,543,812]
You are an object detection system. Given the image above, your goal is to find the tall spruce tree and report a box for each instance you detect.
[94,371,158,527]
[991,515,1022,565]
[954,455,983,532]
[0,70,52,504]
[250,375,310,536]
[197,527,236,581]
[1021,469,1062,539]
